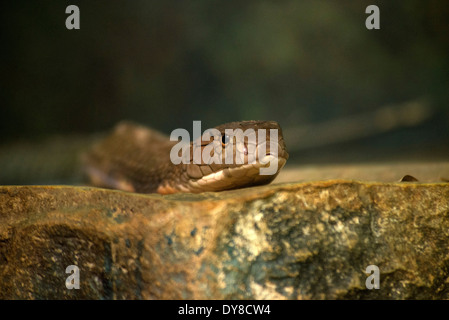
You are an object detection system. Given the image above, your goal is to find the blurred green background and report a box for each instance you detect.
[1,0,448,176]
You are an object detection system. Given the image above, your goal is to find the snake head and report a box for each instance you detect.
[181,120,289,193]
[83,120,288,194]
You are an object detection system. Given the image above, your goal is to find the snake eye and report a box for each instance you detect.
[221,134,230,146]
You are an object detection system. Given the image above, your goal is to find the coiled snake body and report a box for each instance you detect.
[83,121,288,194]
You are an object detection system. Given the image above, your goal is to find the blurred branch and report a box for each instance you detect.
[283,97,434,152]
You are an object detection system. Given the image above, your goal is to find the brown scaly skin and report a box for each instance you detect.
[82,121,288,194]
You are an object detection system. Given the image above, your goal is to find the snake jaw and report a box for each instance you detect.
[184,153,288,193]
[179,120,289,193]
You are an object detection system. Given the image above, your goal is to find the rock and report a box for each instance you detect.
[0,181,448,299]
[275,161,449,184]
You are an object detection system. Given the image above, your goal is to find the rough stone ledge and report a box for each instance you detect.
[0,180,448,299]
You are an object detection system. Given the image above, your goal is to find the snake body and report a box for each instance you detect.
[82,121,288,194]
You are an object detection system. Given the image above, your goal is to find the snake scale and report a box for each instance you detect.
[82,121,289,194]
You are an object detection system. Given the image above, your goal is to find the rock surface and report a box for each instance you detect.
[0,180,449,299]
[275,161,449,184]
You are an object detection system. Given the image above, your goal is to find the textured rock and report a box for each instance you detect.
[275,161,449,184]
[0,181,449,299]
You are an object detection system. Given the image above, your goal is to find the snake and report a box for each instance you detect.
[82,121,289,194]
